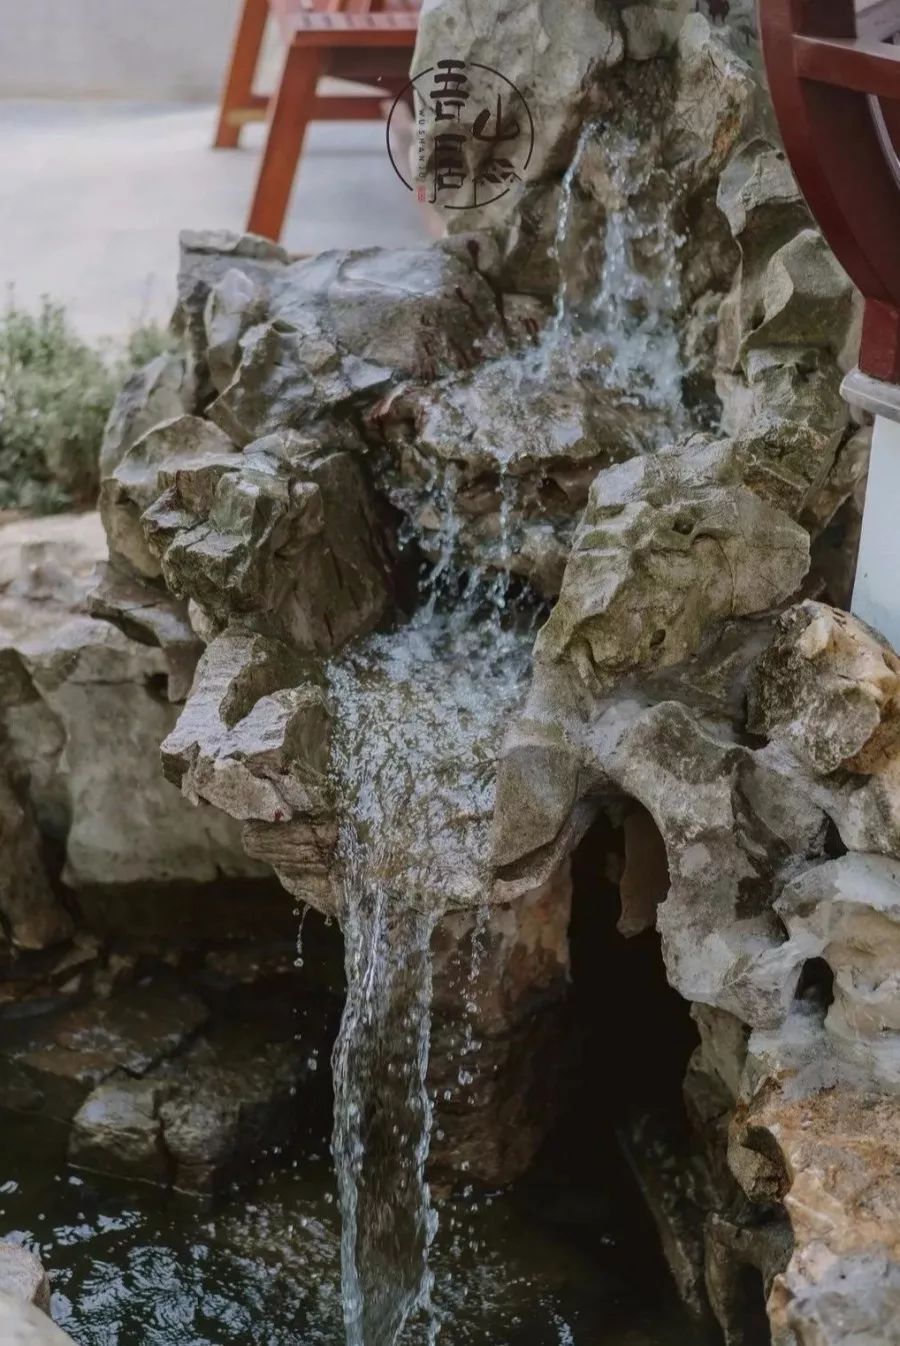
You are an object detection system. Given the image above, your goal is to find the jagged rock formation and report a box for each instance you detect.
[0,2,895,1342]
[0,514,261,892]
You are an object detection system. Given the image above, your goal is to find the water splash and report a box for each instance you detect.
[590,125,687,422]
[542,120,687,435]
[549,119,602,344]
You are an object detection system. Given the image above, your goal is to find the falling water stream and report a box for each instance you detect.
[328,613,531,1345]
[325,112,691,1346]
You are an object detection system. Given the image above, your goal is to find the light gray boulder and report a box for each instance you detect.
[0,1245,50,1313]
[0,1295,77,1346]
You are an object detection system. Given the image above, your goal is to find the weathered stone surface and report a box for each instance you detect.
[172,230,289,396]
[379,350,665,595]
[412,0,624,225]
[10,9,885,1337]
[141,431,399,651]
[775,855,900,1089]
[100,413,239,578]
[668,14,756,184]
[70,1078,169,1184]
[0,983,208,1122]
[731,1024,900,1346]
[87,561,201,704]
[704,1211,793,1346]
[621,5,666,61]
[429,864,572,1186]
[68,1024,318,1194]
[209,243,509,449]
[747,604,900,858]
[161,629,331,820]
[0,512,261,890]
[535,437,810,689]
[0,1245,50,1313]
[99,352,196,480]
[0,1294,77,1346]
[0,765,71,952]
[157,1028,312,1193]
[749,602,900,776]
[743,229,854,358]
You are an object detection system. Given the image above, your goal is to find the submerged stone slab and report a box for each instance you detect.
[0,983,208,1122]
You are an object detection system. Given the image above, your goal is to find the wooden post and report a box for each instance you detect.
[248,42,325,238]
[214,0,270,149]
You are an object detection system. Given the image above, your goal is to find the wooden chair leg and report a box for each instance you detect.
[248,42,324,241]
[214,0,270,149]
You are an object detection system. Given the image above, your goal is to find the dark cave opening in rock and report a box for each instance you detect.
[732,1264,772,1346]
[568,806,697,1121]
[795,956,835,1013]
[512,805,717,1334]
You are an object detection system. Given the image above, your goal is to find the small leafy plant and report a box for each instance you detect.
[0,297,173,515]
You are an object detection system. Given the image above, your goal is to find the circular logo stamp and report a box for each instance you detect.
[387,60,535,210]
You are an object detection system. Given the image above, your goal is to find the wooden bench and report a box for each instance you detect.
[214,0,420,241]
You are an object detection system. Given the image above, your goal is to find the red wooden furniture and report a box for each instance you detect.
[759,0,900,381]
[214,0,420,242]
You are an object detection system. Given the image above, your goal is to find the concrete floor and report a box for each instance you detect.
[0,99,427,342]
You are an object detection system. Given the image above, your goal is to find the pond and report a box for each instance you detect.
[1,1099,701,1346]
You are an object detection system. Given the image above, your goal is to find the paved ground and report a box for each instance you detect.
[0,99,427,342]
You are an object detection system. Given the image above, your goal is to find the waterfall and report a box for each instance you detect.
[325,104,690,1346]
[543,119,687,434]
[327,613,529,1345]
[590,125,687,422]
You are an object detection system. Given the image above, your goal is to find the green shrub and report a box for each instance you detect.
[0,298,174,515]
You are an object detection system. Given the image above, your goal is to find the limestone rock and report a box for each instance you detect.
[156,1028,313,1193]
[0,764,70,952]
[210,243,508,447]
[704,1212,793,1346]
[0,1294,78,1346]
[669,14,756,183]
[731,1028,900,1346]
[717,139,807,262]
[535,437,810,689]
[173,230,290,395]
[749,603,900,776]
[727,351,848,520]
[772,1253,900,1346]
[743,229,854,358]
[87,562,202,704]
[161,628,332,822]
[0,1245,50,1313]
[141,431,399,652]
[99,352,196,480]
[70,1078,169,1184]
[775,855,900,1088]
[379,351,663,594]
[412,0,624,224]
[429,865,572,1186]
[0,513,260,890]
[100,413,239,578]
[0,983,208,1122]
[621,5,666,60]
[204,266,267,395]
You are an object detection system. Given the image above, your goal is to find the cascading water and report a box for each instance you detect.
[545,118,688,435]
[327,612,531,1345]
[324,105,691,1346]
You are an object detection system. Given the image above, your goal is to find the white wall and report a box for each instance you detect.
[0,0,273,100]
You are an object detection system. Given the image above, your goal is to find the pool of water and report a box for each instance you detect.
[0,1108,703,1346]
